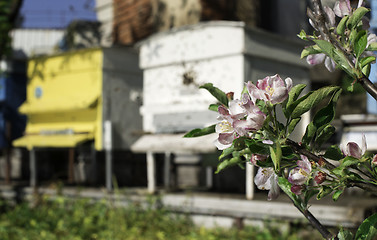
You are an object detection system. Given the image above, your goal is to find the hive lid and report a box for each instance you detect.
[13,132,93,150]
[131,133,218,154]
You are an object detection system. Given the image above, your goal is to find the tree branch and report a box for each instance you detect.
[285,193,336,240]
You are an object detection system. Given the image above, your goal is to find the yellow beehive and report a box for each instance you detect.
[14,47,142,151]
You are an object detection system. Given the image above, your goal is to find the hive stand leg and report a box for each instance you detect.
[147,151,156,193]
[163,152,171,189]
[105,147,113,192]
[68,148,75,184]
[5,121,11,184]
[246,163,254,200]
[90,142,97,184]
[206,166,213,189]
[104,120,113,192]
[30,148,37,188]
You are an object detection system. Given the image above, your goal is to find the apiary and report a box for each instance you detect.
[132,21,310,197]
[13,47,143,187]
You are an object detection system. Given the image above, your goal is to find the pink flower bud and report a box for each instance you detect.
[372,154,377,166]
[291,185,304,195]
[314,171,326,184]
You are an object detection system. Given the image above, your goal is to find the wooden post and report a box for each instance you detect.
[163,152,171,189]
[30,148,36,188]
[68,148,75,184]
[146,151,156,193]
[90,141,97,184]
[206,166,213,189]
[4,121,11,184]
[104,120,113,192]
[246,163,254,200]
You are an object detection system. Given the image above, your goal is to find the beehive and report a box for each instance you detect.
[14,47,143,151]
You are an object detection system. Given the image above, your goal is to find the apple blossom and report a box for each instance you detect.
[254,167,280,200]
[247,74,292,104]
[342,134,367,159]
[288,155,312,195]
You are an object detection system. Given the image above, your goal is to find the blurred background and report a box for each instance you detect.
[0,0,375,231]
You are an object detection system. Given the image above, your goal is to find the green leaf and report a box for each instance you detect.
[215,156,243,173]
[291,86,340,119]
[278,177,303,209]
[184,124,216,138]
[284,84,306,117]
[336,15,349,35]
[347,7,370,30]
[302,122,317,146]
[324,145,343,160]
[366,42,377,51]
[300,45,321,58]
[270,143,282,170]
[359,56,376,68]
[315,88,341,126]
[281,145,296,160]
[313,39,335,57]
[362,64,371,77]
[314,124,335,148]
[297,29,308,40]
[245,139,270,155]
[355,213,377,240]
[317,185,332,200]
[233,137,247,150]
[354,30,368,58]
[208,104,219,112]
[200,83,229,106]
[339,156,359,168]
[287,118,301,135]
[219,145,235,160]
[333,48,355,76]
[313,40,354,76]
[332,188,344,201]
[304,189,319,207]
[337,229,354,240]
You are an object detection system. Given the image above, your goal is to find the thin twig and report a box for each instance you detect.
[286,194,336,240]
[286,139,336,169]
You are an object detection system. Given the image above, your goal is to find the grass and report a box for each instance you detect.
[0,193,324,240]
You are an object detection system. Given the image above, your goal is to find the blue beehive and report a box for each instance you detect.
[0,60,27,148]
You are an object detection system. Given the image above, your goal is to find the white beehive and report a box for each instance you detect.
[139,21,310,135]
[135,21,310,196]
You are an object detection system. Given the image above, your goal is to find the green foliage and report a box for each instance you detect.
[200,83,229,107]
[0,196,321,240]
[184,124,216,138]
[355,213,377,240]
[347,7,370,30]
[337,228,354,240]
[290,86,340,119]
[323,145,343,160]
[336,15,349,36]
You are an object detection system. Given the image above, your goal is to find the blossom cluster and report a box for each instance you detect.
[303,0,377,76]
[215,74,292,150]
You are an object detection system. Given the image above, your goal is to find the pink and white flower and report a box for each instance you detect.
[214,95,266,150]
[288,155,312,195]
[247,74,292,105]
[306,53,336,72]
[342,134,367,159]
[254,167,280,200]
[333,0,352,17]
